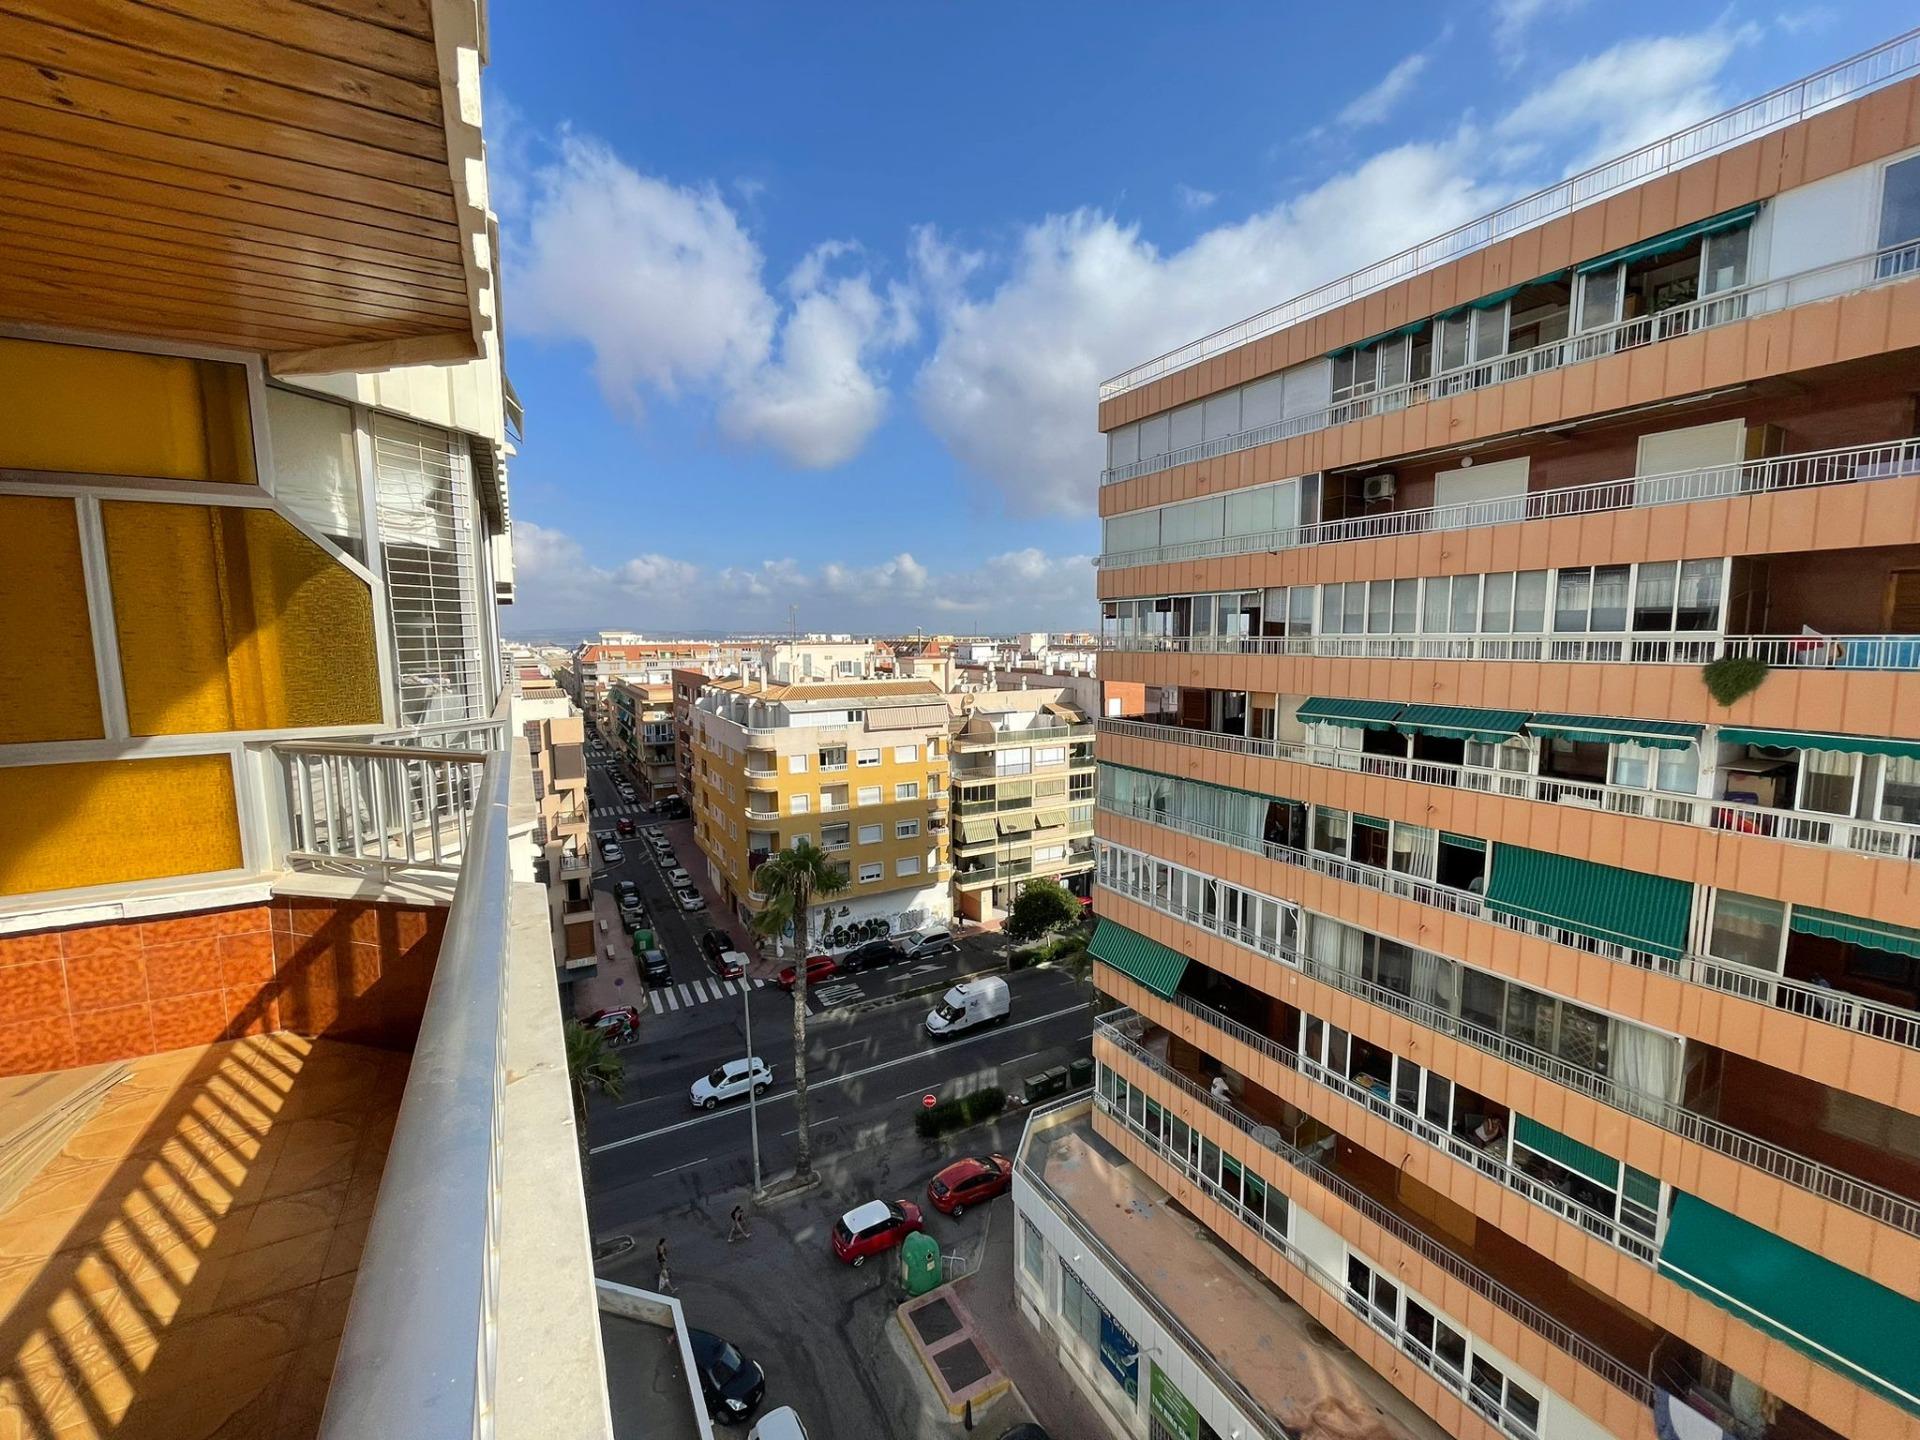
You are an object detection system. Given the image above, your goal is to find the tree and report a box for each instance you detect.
[1004,877,1081,942]
[564,1019,625,1176]
[750,840,849,1184]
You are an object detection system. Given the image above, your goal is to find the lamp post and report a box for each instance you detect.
[744,967,763,1195]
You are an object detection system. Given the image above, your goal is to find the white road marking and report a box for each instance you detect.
[595,1001,1091,1137]
[997,1049,1043,1069]
[652,1157,706,1177]
[676,984,694,1007]
[650,993,665,1016]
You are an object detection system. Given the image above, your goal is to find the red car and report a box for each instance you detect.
[777,954,839,991]
[927,1154,1012,1217]
[583,1005,641,1040]
[709,948,746,980]
[831,1199,924,1266]
[617,817,636,836]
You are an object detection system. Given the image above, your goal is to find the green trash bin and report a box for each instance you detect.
[629,929,654,956]
[1068,1056,1094,1089]
[899,1230,942,1296]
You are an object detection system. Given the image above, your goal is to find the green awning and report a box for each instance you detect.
[1088,919,1190,1000]
[1440,831,1486,853]
[958,817,996,844]
[1470,282,1528,310]
[1659,1192,1920,1415]
[999,813,1035,836]
[1395,705,1529,743]
[1720,727,1920,762]
[1527,713,1701,751]
[1033,808,1070,830]
[1513,1116,1620,1190]
[1622,1166,1661,1211]
[1485,843,1692,958]
[1790,907,1920,960]
[1296,696,1404,730]
[1575,204,1761,275]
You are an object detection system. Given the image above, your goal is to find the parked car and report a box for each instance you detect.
[616,816,636,836]
[747,1408,810,1440]
[666,866,693,889]
[690,1057,773,1110]
[617,785,637,801]
[599,842,624,864]
[830,1199,924,1266]
[640,949,671,986]
[927,1154,1013,1216]
[687,1328,766,1424]
[926,976,1010,1038]
[621,908,649,934]
[615,880,641,911]
[583,1006,640,1040]
[777,955,839,991]
[643,825,666,841]
[701,930,734,964]
[901,928,957,959]
[676,887,707,912]
[842,938,904,972]
[995,1427,1050,1440]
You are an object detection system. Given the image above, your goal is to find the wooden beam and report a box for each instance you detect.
[268,329,479,377]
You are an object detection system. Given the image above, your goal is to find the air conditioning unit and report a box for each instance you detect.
[1362,472,1397,503]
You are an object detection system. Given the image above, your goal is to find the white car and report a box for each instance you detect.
[643,825,666,841]
[676,887,707,912]
[748,1408,809,1440]
[666,866,693,889]
[690,1057,772,1110]
[901,928,958,959]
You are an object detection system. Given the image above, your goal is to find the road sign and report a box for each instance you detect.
[921,1093,936,1109]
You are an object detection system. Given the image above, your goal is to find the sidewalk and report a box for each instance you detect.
[568,888,646,1018]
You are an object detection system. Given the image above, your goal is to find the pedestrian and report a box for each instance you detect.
[655,1236,676,1293]
[727,1204,751,1244]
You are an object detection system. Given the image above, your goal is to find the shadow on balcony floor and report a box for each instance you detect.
[0,1033,408,1439]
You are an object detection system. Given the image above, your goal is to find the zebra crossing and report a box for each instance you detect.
[648,975,767,1015]
[597,803,649,818]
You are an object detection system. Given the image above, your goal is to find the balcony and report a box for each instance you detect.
[953,862,998,889]
[1101,242,1920,488]
[559,851,591,875]
[952,721,1094,749]
[1098,32,1920,401]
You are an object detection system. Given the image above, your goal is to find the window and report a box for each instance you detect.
[1020,1217,1045,1283]
[896,819,921,838]
[857,748,881,767]
[895,781,920,800]
[821,823,850,849]
[819,746,847,770]
[1878,154,1920,277]
[1034,746,1067,767]
[789,794,810,814]
[857,823,883,844]
[893,744,917,763]
[1578,265,1622,330]
[857,785,882,806]
[858,862,883,883]
[1800,748,1858,817]
[897,856,921,876]
[1612,742,1698,795]
[788,753,808,773]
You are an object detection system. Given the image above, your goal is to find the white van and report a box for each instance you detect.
[925,975,1010,1038]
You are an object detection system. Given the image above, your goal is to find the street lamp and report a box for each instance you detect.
[743,967,763,1195]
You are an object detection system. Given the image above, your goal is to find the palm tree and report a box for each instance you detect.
[750,840,848,1183]
[565,1019,625,1176]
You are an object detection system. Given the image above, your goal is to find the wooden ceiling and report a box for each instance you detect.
[0,0,491,372]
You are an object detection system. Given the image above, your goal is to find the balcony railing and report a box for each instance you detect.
[1095,1012,1656,1408]
[1099,760,1920,1055]
[1098,437,1920,569]
[954,722,1094,747]
[1100,718,1920,863]
[278,724,504,873]
[558,852,590,875]
[1099,28,1920,399]
[1097,863,1920,1239]
[1099,627,1920,672]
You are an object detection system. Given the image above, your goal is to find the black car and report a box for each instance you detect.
[640,949,671,986]
[615,881,642,911]
[699,929,732,963]
[687,1328,765,1424]
[842,938,904,972]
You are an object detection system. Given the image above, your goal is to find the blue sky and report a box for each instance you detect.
[491,1,1889,638]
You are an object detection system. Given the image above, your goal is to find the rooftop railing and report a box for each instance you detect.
[1097,437,1920,569]
[1098,30,1920,400]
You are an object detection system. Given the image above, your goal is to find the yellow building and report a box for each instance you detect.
[691,678,952,944]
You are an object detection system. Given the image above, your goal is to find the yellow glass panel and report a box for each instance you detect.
[0,337,255,484]
[103,503,383,735]
[0,496,102,742]
[0,755,241,896]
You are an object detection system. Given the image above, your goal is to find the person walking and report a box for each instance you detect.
[655,1236,677,1293]
[727,1204,752,1243]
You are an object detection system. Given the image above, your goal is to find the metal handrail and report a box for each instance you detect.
[1096,855,1920,1237]
[318,746,509,1439]
[1097,437,1920,569]
[1094,1014,1655,1404]
[1099,30,1920,400]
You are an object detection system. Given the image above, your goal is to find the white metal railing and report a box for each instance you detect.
[1099,29,1920,400]
[278,733,499,872]
[1094,1014,1655,1406]
[1100,718,1920,863]
[956,722,1094,748]
[1098,437,1920,568]
[1098,628,1920,671]
[1097,864,1920,1237]
[1103,241,1920,486]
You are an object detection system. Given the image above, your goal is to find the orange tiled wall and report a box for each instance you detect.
[0,896,446,1078]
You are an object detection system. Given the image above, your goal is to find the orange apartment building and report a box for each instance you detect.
[1011,31,1920,1440]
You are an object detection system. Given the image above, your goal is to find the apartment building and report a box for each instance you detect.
[570,640,752,739]
[949,690,1098,921]
[607,678,678,803]
[0,7,699,1438]
[672,666,708,804]
[690,678,952,941]
[755,636,882,684]
[514,675,595,969]
[1013,34,1920,1440]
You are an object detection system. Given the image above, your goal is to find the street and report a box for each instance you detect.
[577,741,1100,1438]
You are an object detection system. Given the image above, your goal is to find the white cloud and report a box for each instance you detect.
[1175,184,1219,212]
[1492,0,1589,64]
[510,523,1091,633]
[506,136,910,469]
[1336,52,1430,129]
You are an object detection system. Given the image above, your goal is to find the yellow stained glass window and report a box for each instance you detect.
[0,496,102,743]
[0,755,241,896]
[103,502,383,736]
[0,337,255,484]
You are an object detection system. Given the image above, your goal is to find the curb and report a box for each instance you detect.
[751,1171,824,1208]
